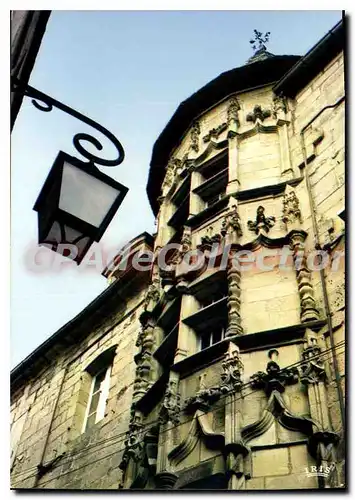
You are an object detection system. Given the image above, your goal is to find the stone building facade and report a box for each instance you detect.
[11,20,345,490]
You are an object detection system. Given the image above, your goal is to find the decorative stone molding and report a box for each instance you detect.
[159,379,181,425]
[247,206,275,234]
[203,122,227,143]
[155,472,179,490]
[282,187,302,229]
[241,390,318,444]
[289,230,320,322]
[184,374,221,414]
[220,342,243,393]
[226,259,243,337]
[221,204,243,240]
[190,120,201,153]
[168,409,225,466]
[250,351,299,396]
[246,104,271,123]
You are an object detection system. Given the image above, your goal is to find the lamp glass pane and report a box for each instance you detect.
[59,162,120,228]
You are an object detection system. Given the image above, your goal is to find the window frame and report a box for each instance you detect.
[82,364,111,433]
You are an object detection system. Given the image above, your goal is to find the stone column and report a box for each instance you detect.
[225,255,243,337]
[289,230,320,323]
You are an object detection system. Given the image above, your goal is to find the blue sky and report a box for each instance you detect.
[11,10,342,368]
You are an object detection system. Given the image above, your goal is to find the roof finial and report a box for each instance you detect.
[250,30,271,53]
[247,30,274,64]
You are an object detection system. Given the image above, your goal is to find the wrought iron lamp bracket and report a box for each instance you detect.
[11,77,125,168]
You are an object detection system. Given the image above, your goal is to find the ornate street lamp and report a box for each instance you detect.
[12,78,129,264]
[33,151,128,264]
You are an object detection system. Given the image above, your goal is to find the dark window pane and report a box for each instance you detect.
[212,329,222,345]
[201,334,211,350]
[93,370,106,392]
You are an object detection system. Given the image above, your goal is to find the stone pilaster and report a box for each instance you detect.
[227,96,241,194]
[222,343,248,490]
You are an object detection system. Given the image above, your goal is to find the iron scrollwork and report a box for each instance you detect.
[11,77,125,167]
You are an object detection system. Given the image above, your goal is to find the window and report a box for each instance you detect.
[82,364,111,432]
[200,326,226,350]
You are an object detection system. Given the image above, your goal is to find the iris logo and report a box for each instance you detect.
[304,465,336,478]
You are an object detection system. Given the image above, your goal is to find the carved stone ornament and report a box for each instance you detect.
[272,94,287,118]
[120,407,145,470]
[282,188,302,227]
[159,379,181,425]
[300,331,326,385]
[143,267,161,312]
[190,120,201,153]
[221,204,243,238]
[246,105,271,123]
[133,322,156,401]
[227,96,241,128]
[171,226,192,266]
[203,123,227,143]
[184,373,222,413]
[197,226,222,252]
[161,157,181,196]
[250,352,299,396]
[247,205,275,234]
[220,343,243,393]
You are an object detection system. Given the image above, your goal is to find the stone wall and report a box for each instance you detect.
[11,287,146,489]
